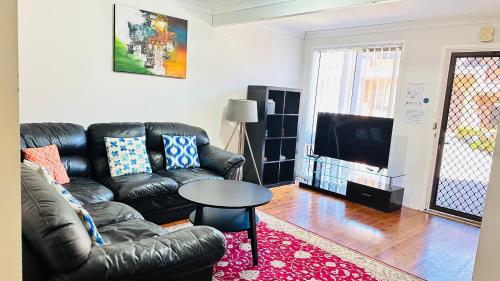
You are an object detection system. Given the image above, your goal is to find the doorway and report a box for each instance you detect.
[430,52,500,222]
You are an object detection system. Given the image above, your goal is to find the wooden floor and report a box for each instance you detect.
[260,184,480,281]
[168,184,480,281]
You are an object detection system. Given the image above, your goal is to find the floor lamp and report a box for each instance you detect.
[224,99,262,185]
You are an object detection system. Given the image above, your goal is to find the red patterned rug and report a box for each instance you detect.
[168,212,424,281]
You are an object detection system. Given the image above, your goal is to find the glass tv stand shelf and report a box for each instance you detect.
[299,155,406,212]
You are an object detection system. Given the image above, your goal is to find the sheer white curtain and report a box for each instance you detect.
[297,45,402,181]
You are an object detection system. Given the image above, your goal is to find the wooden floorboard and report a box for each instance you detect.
[166,184,480,281]
[259,184,480,281]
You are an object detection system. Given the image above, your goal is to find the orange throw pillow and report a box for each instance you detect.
[23,144,70,184]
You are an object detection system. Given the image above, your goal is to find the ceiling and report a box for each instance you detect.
[255,0,500,34]
[190,0,292,14]
[188,0,500,34]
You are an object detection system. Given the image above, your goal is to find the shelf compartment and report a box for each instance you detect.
[268,90,285,114]
[264,139,281,162]
[279,160,295,182]
[281,138,297,160]
[283,115,298,137]
[263,162,280,185]
[284,91,301,114]
[266,114,283,138]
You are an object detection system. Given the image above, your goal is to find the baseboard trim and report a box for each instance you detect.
[425,209,481,227]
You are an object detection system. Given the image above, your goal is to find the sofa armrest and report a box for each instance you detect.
[198,145,245,179]
[52,226,226,281]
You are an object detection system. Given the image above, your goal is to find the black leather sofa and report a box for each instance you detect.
[21,162,226,281]
[20,122,245,281]
[20,122,245,223]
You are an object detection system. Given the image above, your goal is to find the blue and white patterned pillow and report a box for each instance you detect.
[23,160,105,246]
[57,187,105,246]
[104,136,152,177]
[162,135,200,169]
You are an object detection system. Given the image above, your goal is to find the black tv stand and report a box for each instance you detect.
[299,156,405,212]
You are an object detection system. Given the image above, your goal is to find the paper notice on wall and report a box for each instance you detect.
[405,108,427,124]
[404,82,427,124]
[406,83,425,106]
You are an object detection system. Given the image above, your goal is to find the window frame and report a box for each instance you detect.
[310,42,404,118]
[306,41,406,147]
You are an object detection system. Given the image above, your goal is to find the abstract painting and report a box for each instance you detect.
[114,5,187,78]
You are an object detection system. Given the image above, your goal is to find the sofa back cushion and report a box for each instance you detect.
[21,163,92,273]
[20,123,90,177]
[87,122,146,177]
[145,122,209,170]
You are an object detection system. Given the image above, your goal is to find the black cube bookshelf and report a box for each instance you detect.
[243,85,301,187]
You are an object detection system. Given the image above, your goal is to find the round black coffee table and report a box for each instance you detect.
[178,180,273,266]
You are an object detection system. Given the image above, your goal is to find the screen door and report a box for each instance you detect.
[430,52,500,221]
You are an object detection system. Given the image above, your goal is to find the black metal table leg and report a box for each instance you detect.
[248,207,258,266]
[194,204,204,225]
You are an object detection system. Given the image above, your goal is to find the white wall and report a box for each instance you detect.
[299,15,500,210]
[473,128,500,280]
[18,0,303,148]
[0,0,21,280]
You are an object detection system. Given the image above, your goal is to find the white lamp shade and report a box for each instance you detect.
[226,99,258,123]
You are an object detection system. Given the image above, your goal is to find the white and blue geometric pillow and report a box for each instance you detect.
[104,136,152,177]
[56,186,106,246]
[162,135,200,170]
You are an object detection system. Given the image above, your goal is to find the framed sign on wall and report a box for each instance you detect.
[113,5,187,78]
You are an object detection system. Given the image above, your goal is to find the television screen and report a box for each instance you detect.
[313,112,394,168]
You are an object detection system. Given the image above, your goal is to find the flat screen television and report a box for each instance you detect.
[313,112,394,168]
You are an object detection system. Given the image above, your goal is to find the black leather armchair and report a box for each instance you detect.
[21,163,226,281]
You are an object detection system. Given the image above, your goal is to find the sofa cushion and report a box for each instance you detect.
[145,122,210,170]
[21,163,92,273]
[97,219,167,244]
[64,197,105,246]
[98,172,179,202]
[104,136,152,177]
[84,201,143,228]
[52,226,226,281]
[63,177,114,204]
[127,195,193,218]
[20,123,91,177]
[24,160,105,246]
[87,122,146,177]
[155,167,223,186]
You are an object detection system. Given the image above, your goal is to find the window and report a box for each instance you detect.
[297,44,402,183]
[313,45,402,118]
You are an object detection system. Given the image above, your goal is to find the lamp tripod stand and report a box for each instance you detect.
[225,122,262,186]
